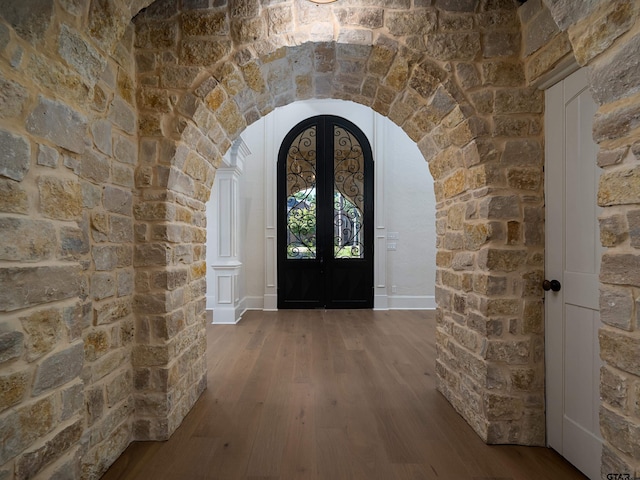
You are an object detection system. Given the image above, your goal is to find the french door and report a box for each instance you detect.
[277,115,374,309]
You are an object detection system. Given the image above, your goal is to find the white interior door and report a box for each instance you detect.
[545,68,603,480]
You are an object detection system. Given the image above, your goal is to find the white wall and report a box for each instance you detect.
[206,99,436,314]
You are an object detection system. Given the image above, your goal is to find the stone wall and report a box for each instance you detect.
[522,0,640,476]
[130,0,547,448]
[0,0,639,479]
[0,1,149,478]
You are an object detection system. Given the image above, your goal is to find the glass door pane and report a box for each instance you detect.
[286,126,317,259]
[333,125,364,259]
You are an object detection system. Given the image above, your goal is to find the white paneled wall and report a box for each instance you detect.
[206,100,436,319]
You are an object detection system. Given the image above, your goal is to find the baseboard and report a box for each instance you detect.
[387,295,436,310]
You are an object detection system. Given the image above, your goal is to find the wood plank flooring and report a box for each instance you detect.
[102,309,586,480]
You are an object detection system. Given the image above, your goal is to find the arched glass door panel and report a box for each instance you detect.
[277,115,374,309]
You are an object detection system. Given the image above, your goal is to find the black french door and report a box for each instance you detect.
[277,115,374,309]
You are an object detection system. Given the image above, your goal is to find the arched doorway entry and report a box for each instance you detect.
[277,115,374,309]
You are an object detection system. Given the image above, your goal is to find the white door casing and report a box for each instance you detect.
[545,68,603,479]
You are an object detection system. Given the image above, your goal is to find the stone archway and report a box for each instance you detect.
[131,0,546,449]
[12,0,640,478]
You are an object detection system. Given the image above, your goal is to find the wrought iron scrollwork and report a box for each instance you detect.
[286,126,317,259]
[333,126,365,259]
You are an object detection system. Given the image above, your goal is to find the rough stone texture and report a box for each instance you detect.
[590,31,640,106]
[0,129,31,182]
[31,343,84,396]
[0,266,87,312]
[0,0,639,477]
[0,218,56,262]
[26,96,88,154]
[0,0,54,43]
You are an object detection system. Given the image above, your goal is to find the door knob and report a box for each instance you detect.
[542,279,561,292]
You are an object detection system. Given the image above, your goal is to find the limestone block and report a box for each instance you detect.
[20,308,63,362]
[0,75,29,119]
[478,195,519,219]
[482,61,524,87]
[599,327,640,377]
[568,0,635,66]
[58,24,106,85]
[478,248,528,272]
[507,167,541,191]
[485,339,530,365]
[0,0,53,43]
[14,419,83,480]
[443,169,466,198]
[139,87,170,112]
[26,96,88,154]
[600,404,640,459]
[523,206,543,246]
[600,253,640,286]
[335,7,383,29]
[88,0,128,52]
[32,342,84,396]
[0,217,57,262]
[215,100,246,137]
[39,176,83,221]
[0,395,56,465]
[386,11,437,36]
[117,270,134,297]
[456,63,481,90]
[93,245,132,271]
[106,370,131,407]
[0,328,24,364]
[60,381,84,421]
[525,31,571,84]
[599,213,628,247]
[368,38,398,77]
[103,186,132,215]
[495,88,543,114]
[523,6,559,57]
[590,30,640,105]
[160,66,201,91]
[92,273,116,301]
[439,12,474,31]
[543,0,599,31]
[109,216,133,244]
[109,97,136,135]
[135,21,176,52]
[597,146,627,168]
[181,10,228,36]
[0,369,29,414]
[598,166,640,206]
[180,39,232,66]
[593,99,640,142]
[600,285,634,331]
[473,273,507,295]
[0,129,30,182]
[0,265,87,312]
[425,33,481,61]
[93,298,132,325]
[500,139,542,165]
[485,392,524,421]
[84,329,110,361]
[91,120,112,155]
[483,32,520,58]
[134,244,172,267]
[117,70,135,106]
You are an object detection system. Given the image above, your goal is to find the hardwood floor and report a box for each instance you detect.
[102,309,586,480]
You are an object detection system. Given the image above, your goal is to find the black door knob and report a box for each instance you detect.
[542,279,561,292]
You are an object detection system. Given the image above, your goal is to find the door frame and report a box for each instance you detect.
[276,114,375,309]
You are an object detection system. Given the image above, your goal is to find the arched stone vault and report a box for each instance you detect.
[131,0,545,447]
[2,0,640,477]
